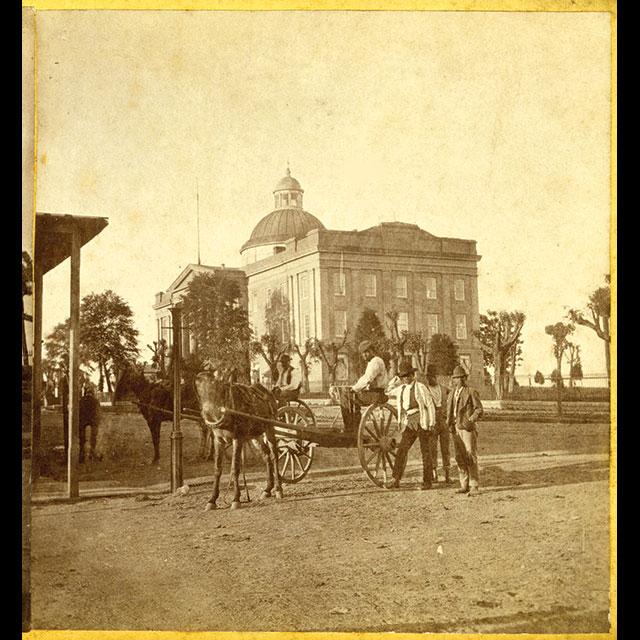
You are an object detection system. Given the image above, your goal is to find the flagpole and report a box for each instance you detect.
[196,178,201,266]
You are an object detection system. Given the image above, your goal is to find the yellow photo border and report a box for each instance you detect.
[22,1,618,639]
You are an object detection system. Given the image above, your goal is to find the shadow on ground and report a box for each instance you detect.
[331,605,609,634]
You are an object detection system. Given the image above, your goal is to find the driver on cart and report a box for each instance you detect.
[351,340,388,402]
[273,353,301,405]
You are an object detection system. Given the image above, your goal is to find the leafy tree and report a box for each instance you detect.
[351,308,388,376]
[427,333,458,377]
[293,338,320,393]
[182,272,252,380]
[568,275,611,385]
[22,251,33,367]
[474,310,525,399]
[249,289,292,381]
[534,370,545,385]
[43,319,93,378]
[316,333,349,387]
[545,322,574,415]
[81,291,140,393]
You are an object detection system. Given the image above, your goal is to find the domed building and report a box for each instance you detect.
[154,168,484,392]
[240,167,325,265]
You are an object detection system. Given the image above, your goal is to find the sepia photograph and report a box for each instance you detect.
[22,2,616,636]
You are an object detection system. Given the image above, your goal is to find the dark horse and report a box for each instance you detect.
[114,365,208,464]
[195,372,283,510]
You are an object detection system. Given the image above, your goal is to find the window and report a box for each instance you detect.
[397,312,409,334]
[304,314,310,340]
[364,273,377,297]
[426,277,437,300]
[396,275,408,298]
[426,314,439,338]
[454,278,465,301]
[459,355,472,374]
[333,272,346,296]
[456,314,467,340]
[334,310,347,337]
[266,288,272,308]
[280,282,287,301]
[336,354,349,381]
[300,273,308,299]
[290,194,298,207]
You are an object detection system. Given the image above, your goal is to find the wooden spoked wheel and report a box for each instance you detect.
[357,403,399,487]
[276,406,315,484]
[282,398,317,429]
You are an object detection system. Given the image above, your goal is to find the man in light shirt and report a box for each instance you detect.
[446,365,484,496]
[351,340,387,395]
[273,353,301,401]
[387,360,436,490]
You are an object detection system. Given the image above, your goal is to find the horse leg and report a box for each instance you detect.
[259,435,274,499]
[266,427,284,500]
[205,435,224,511]
[149,418,161,464]
[198,420,206,459]
[230,438,242,509]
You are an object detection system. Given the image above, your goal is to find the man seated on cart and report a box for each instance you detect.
[272,353,302,405]
[334,340,388,434]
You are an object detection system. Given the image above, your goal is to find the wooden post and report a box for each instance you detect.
[67,228,81,499]
[170,305,183,492]
[31,261,43,480]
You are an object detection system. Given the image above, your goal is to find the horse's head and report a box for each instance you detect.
[113,363,147,403]
[195,371,229,426]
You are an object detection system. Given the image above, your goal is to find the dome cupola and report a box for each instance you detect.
[272,166,304,209]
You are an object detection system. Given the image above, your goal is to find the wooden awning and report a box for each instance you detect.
[34,213,108,275]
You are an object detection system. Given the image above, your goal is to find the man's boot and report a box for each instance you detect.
[444,468,452,484]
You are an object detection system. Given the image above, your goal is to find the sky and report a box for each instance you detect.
[30,10,612,379]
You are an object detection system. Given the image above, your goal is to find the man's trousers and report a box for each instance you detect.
[429,428,451,473]
[452,427,479,489]
[392,426,433,485]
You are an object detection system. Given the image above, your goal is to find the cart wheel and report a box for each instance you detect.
[276,406,315,484]
[357,402,399,487]
[287,399,317,429]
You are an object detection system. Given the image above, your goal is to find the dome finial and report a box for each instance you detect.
[286,160,291,177]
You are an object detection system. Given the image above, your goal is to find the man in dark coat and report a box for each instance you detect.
[446,365,484,496]
[425,364,452,483]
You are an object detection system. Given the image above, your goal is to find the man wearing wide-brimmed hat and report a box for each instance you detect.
[387,359,436,490]
[425,363,452,484]
[273,353,301,401]
[446,365,484,496]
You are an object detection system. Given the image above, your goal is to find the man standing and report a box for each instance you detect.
[447,365,484,496]
[425,364,452,483]
[387,360,436,490]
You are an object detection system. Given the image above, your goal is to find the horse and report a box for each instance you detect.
[114,365,209,464]
[195,371,283,510]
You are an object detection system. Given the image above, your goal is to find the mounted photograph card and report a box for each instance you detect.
[22,2,616,638]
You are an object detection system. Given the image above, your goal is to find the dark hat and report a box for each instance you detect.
[426,364,438,376]
[279,353,291,363]
[398,360,417,378]
[451,365,468,379]
[358,340,373,354]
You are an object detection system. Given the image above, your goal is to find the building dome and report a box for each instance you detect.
[241,208,325,252]
[273,171,303,193]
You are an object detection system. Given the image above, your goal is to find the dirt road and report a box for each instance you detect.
[30,443,611,633]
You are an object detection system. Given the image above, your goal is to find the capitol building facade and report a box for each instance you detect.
[154,169,484,391]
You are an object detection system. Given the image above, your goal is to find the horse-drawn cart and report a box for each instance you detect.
[227,386,402,488]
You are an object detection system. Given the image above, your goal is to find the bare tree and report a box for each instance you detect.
[545,322,574,415]
[475,311,526,399]
[565,342,581,388]
[292,338,320,393]
[315,333,349,387]
[568,275,610,385]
